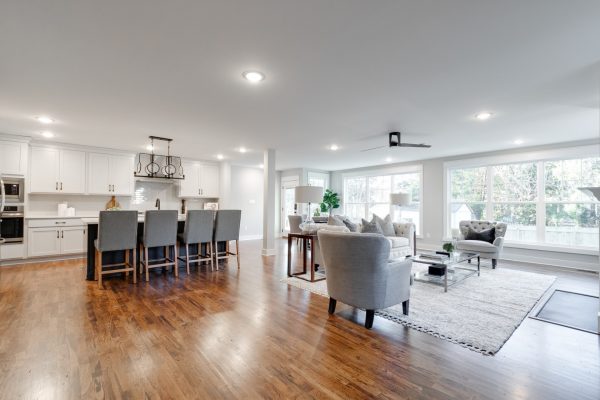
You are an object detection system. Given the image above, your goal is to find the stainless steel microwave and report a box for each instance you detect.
[2,179,24,203]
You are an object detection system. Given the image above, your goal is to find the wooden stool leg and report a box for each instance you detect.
[132,248,137,284]
[139,243,143,274]
[209,242,214,271]
[96,250,103,289]
[125,249,130,278]
[236,240,240,269]
[185,243,190,274]
[174,244,178,277]
[145,247,150,282]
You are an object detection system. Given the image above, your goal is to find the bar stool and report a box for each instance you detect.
[140,210,178,281]
[95,210,138,289]
[213,210,242,269]
[177,210,215,274]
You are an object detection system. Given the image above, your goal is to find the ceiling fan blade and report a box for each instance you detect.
[360,145,388,152]
[398,143,432,148]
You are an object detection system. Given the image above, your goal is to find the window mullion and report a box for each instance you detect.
[486,166,493,220]
[536,161,545,243]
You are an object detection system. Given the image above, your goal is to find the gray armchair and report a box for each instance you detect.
[455,220,507,268]
[317,230,412,329]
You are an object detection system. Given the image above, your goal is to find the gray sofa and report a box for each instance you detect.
[455,220,507,268]
[317,230,412,329]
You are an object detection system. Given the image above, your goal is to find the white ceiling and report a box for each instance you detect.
[1,0,599,171]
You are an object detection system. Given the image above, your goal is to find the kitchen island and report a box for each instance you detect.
[82,213,222,281]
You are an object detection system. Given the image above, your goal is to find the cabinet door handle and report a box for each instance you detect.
[61,231,64,239]
[108,184,111,192]
[112,185,114,192]
[57,230,60,239]
[56,182,58,190]
[60,182,63,190]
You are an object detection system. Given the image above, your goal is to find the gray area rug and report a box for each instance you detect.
[533,290,599,333]
[283,265,556,355]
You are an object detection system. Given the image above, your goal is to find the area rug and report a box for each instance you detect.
[282,266,556,355]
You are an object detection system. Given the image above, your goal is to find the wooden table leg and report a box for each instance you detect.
[287,235,292,277]
[310,236,315,282]
[302,236,307,274]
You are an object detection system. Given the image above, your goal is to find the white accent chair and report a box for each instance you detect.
[455,220,507,268]
[317,230,412,329]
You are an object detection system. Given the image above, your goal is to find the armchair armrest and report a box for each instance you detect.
[383,259,412,308]
[393,222,416,255]
[493,236,504,249]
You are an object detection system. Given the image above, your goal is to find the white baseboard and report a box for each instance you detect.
[417,242,599,272]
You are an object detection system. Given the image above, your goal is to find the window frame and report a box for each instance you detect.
[342,165,423,236]
[443,144,600,253]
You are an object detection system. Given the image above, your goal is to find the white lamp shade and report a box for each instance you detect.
[390,192,411,206]
[295,186,323,203]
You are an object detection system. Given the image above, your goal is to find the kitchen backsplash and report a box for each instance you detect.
[26,180,215,216]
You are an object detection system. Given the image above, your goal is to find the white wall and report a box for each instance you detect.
[230,165,264,240]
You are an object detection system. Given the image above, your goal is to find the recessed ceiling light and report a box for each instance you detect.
[330,144,339,151]
[259,164,264,169]
[216,154,224,160]
[239,147,247,153]
[513,139,524,145]
[475,112,493,121]
[41,131,54,138]
[385,157,392,163]
[36,116,54,124]
[146,144,154,151]
[242,71,265,83]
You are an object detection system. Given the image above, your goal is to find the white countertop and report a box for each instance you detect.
[25,213,99,220]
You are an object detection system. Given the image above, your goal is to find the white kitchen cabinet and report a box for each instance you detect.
[29,147,86,194]
[27,220,86,257]
[178,162,219,198]
[28,227,61,257]
[60,226,86,254]
[0,140,28,176]
[88,153,134,196]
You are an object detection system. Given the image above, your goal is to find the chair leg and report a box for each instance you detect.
[209,242,214,271]
[402,300,409,316]
[365,310,375,329]
[139,243,143,274]
[173,245,178,277]
[125,249,129,278]
[214,241,218,270]
[145,247,150,282]
[236,240,240,269]
[185,243,190,275]
[132,249,137,284]
[328,298,337,315]
[492,259,497,269]
[96,250,103,289]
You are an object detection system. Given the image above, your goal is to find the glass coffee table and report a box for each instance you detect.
[410,252,480,292]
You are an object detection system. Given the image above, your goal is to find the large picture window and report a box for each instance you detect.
[446,152,599,249]
[343,168,422,234]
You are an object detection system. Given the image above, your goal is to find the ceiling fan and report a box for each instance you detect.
[361,132,432,152]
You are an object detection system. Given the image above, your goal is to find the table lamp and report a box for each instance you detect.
[390,192,411,221]
[295,186,324,223]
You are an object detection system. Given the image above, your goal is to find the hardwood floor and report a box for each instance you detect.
[0,239,598,399]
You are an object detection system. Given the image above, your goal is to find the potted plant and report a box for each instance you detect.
[320,189,340,216]
[442,242,455,254]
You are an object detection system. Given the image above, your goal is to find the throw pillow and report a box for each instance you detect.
[373,214,395,237]
[465,227,495,244]
[327,215,345,226]
[342,217,358,232]
[361,218,384,234]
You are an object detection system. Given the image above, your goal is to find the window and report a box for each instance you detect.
[446,151,599,249]
[343,168,422,234]
[307,171,329,190]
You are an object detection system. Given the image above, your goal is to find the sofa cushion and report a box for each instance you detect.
[387,236,409,248]
[465,227,495,244]
[373,214,395,237]
[361,218,384,234]
[327,215,346,226]
[342,217,358,232]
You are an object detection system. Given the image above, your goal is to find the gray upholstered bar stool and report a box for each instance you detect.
[177,210,215,274]
[140,210,178,281]
[213,210,242,269]
[95,210,138,289]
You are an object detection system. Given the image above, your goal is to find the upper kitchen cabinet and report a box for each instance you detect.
[0,140,28,176]
[29,147,86,194]
[178,162,219,198]
[88,153,134,196]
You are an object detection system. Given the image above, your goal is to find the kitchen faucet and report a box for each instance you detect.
[155,198,161,210]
